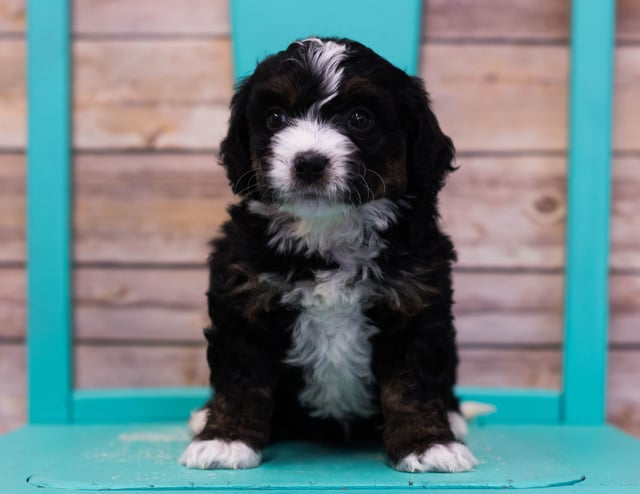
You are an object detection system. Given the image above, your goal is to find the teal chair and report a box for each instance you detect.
[1,0,639,492]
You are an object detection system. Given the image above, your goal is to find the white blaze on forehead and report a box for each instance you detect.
[268,118,355,197]
[299,37,347,105]
[264,38,351,198]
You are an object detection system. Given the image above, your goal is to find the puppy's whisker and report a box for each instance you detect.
[236,183,261,197]
[350,184,364,206]
[368,168,387,199]
[350,163,376,203]
[231,168,258,192]
[234,173,262,197]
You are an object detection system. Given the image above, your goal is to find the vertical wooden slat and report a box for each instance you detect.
[563,0,616,425]
[26,0,73,423]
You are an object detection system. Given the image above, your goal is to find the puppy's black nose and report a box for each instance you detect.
[294,152,329,184]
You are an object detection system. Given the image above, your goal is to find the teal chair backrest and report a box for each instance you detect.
[229,0,422,79]
[26,0,616,426]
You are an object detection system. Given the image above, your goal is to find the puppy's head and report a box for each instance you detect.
[220,37,454,208]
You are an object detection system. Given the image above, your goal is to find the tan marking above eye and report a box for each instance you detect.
[342,76,375,93]
[261,76,298,107]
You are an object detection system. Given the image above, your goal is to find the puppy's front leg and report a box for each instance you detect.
[379,373,478,473]
[180,320,277,469]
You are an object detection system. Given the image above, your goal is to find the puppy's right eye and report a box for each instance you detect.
[266,108,288,130]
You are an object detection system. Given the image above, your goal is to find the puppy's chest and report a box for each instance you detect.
[282,268,380,422]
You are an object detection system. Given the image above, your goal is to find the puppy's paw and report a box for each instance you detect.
[179,439,261,469]
[395,442,478,473]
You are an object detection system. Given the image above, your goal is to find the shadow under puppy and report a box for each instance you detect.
[180,37,477,473]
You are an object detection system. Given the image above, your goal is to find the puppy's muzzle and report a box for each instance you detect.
[294,152,329,184]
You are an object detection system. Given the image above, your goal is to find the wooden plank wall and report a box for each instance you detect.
[1,0,639,436]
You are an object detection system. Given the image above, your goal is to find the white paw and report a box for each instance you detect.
[187,408,208,436]
[395,442,478,473]
[447,411,468,440]
[179,439,261,469]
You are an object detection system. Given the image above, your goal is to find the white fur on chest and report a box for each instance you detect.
[283,269,379,421]
[249,198,402,422]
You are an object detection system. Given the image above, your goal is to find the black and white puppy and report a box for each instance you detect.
[180,37,477,473]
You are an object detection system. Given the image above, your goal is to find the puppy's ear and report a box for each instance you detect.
[403,76,455,198]
[219,77,254,196]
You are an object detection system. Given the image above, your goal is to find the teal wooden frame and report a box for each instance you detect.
[26,0,73,424]
[25,0,616,427]
[563,0,616,425]
[229,0,423,78]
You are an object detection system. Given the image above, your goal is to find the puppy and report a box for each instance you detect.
[180,37,477,473]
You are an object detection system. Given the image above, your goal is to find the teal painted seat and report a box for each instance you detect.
[2,0,639,492]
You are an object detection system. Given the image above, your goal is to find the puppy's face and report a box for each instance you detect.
[221,37,454,207]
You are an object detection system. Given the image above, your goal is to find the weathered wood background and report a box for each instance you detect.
[1,0,639,436]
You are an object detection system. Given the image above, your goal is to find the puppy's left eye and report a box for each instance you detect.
[266,108,288,130]
[347,109,374,131]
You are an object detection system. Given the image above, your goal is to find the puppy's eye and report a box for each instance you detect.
[347,109,373,131]
[266,108,288,130]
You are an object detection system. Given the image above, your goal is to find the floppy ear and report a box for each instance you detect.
[219,77,254,196]
[403,76,456,199]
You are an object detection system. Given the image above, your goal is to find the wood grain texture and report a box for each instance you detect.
[424,44,568,152]
[73,153,232,263]
[0,268,24,339]
[0,0,23,33]
[73,39,232,150]
[74,268,208,343]
[427,0,640,43]
[1,39,640,152]
[80,269,561,345]
[611,156,640,270]
[0,344,25,434]
[69,154,567,267]
[0,154,24,263]
[74,41,231,104]
[73,0,229,36]
[424,0,569,41]
[611,274,640,345]
[72,268,564,345]
[73,345,562,390]
[0,40,25,148]
[442,155,566,269]
[75,344,209,389]
[70,41,570,152]
[69,345,640,439]
[617,0,640,42]
[71,345,639,437]
[608,351,640,438]
[71,43,640,153]
[2,153,639,269]
[614,47,640,152]
[14,0,627,42]
[70,269,640,347]
[0,343,638,437]
[2,267,563,345]
[1,266,638,347]
[0,267,564,344]
[71,154,640,268]
[70,39,229,150]
[0,268,564,344]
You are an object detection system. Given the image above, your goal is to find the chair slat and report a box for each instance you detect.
[229,0,422,79]
[563,0,617,425]
[26,0,73,423]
